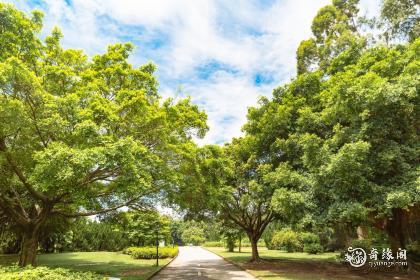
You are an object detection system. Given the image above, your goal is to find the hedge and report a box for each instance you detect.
[123,246,178,259]
[202,241,224,247]
[0,266,105,280]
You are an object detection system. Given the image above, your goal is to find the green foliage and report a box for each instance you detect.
[181,224,206,245]
[225,236,236,252]
[300,232,320,245]
[123,246,178,259]
[300,233,323,254]
[0,3,208,265]
[202,241,224,247]
[304,243,323,254]
[240,240,266,247]
[0,266,104,280]
[350,239,372,252]
[381,0,419,42]
[271,229,303,252]
[69,219,128,252]
[121,210,171,247]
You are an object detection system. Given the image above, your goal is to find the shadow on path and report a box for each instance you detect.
[152,246,256,280]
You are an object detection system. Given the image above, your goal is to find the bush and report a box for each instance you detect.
[123,246,178,259]
[300,232,320,245]
[350,239,372,252]
[300,232,323,254]
[263,228,275,250]
[241,239,265,247]
[271,229,302,252]
[203,241,224,247]
[339,239,372,260]
[0,266,104,280]
[304,243,323,254]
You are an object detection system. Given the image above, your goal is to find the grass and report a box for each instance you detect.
[0,251,172,280]
[206,246,338,263]
[204,247,419,280]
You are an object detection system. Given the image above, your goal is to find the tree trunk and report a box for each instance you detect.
[239,235,242,253]
[356,226,368,240]
[386,208,407,252]
[248,234,260,262]
[19,230,39,267]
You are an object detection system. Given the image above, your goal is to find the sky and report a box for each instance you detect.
[8,0,381,145]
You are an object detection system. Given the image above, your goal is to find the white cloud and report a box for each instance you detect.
[7,0,381,145]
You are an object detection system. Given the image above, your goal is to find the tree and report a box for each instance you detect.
[244,24,419,257]
[219,138,277,261]
[297,0,366,75]
[0,3,207,266]
[380,0,419,42]
[123,210,171,246]
[248,0,419,253]
[220,224,243,252]
[180,221,206,245]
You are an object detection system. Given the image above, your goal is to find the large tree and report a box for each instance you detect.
[173,140,307,262]
[0,4,207,266]
[241,0,419,252]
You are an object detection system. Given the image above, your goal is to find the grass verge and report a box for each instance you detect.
[0,251,172,280]
[205,247,419,280]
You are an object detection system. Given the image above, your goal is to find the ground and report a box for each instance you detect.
[205,247,420,280]
[1,248,419,280]
[0,251,171,280]
[152,246,255,279]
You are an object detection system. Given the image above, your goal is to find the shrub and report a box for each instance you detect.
[225,237,235,252]
[123,246,178,259]
[263,229,275,250]
[340,239,372,260]
[300,232,320,245]
[350,239,372,252]
[304,243,323,254]
[0,266,104,280]
[203,241,224,247]
[299,232,323,254]
[241,239,265,247]
[271,229,302,252]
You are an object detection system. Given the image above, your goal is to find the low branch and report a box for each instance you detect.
[53,194,144,218]
[0,195,30,225]
[0,138,48,202]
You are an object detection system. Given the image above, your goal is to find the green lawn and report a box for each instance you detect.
[0,251,172,280]
[204,247,419,280]
[206,246,339,263]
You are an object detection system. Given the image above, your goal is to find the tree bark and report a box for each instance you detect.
[356,226,368,240]
[248,234,260,262]
[239,234,242,253]
[385,208,407,252]
[19,229,39,266]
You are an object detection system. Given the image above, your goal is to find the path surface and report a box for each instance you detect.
[151,246,256,280]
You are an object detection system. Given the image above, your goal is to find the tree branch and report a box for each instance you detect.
[52,194,143,218]
[0,138,48,202]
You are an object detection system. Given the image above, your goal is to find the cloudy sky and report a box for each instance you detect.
[8,0,380,144]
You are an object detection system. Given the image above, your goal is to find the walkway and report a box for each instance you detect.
[151,246,256,280]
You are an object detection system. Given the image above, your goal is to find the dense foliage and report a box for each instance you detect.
[0,266,104,280]
[123,246,178,259]
[175,0,419,262]
[0,0,418,267]
[0,3,206,266]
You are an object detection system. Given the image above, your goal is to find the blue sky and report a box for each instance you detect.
[8,0,380,144]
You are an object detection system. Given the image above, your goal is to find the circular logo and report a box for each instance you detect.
[345,247,367,267]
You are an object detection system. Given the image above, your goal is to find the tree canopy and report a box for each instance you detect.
[174,0,419,262]
[0,3,207,266]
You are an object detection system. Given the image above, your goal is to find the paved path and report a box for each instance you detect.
[151,246,256,280]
